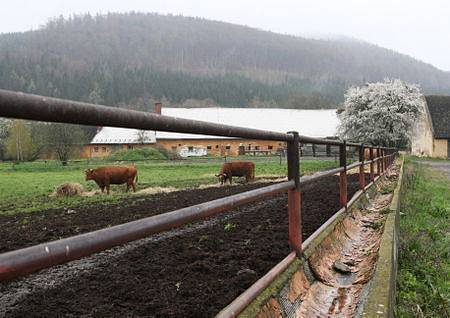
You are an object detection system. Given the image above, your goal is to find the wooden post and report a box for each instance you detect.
[287,131,301,253]
[339,141,348,207]
[359,144,365,190]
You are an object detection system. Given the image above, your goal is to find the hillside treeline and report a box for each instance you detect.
[0,13,449,109]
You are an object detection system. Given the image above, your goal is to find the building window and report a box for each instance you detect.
[215,145,219,149]
[225,145,231,150]
[207,145,212,150]
[255,146,260,150]
[188,146,194,152]
[128,145,133,150]
[268,145,273,150]
[94,147,99,152]
[178,144,182,146]
[102,147,107,152]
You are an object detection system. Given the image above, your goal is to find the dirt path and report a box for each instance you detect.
[416,160,450,180]
[1,174,367,318]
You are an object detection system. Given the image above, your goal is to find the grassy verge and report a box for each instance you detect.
[0,159,338,215]
[396,161,450,317]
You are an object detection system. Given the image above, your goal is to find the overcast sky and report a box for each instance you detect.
[1,0,449,71]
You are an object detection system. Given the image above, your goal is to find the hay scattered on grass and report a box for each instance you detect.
[51,183,84,197]
[136,187,178,195]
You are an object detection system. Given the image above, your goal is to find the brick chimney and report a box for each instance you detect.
[154,102,162,115]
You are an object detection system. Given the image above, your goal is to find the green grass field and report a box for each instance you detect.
[0,158,338,215]
[396,160,450,317]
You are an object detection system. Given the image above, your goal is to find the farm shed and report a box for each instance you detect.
[85,107,340,158]
[412,95,450,158]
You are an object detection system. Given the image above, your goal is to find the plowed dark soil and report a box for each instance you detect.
[1,174,369,318]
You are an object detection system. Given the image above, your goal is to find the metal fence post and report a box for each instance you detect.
[380,148,383,173]
[389,150,394,166]
[359,144,365,190]
[369,147,375,182]
[339,141,348,207]
[377,147,381,176]
[386,149,390,169]
[287,131,301,253]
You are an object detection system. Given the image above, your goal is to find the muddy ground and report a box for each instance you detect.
[1,174,369,317]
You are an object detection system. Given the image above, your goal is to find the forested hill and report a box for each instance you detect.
[0,13,449,110]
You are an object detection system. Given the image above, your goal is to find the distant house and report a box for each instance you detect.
[412,95,450,158]
[83,107,340,158]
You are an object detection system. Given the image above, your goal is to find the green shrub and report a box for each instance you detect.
[108,147,167,161]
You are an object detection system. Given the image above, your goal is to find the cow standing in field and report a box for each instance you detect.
[216,161,255,185]
[85,166,138,195]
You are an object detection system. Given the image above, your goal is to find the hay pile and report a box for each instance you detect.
[53,183,84,197]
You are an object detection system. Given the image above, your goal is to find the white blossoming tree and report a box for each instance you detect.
[338,79,423,148]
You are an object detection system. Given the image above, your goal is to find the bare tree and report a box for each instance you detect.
[43,123,88,165]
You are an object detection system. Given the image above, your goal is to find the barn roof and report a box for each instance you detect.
[91,127,156,144]
[91,108,339,144]
[425,95,450,139]
[157,108,339,139]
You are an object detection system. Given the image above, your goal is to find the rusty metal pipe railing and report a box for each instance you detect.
[0,89,398,150]
[0,89,291,142]
[0,151,394,282]
[0,180,294,281]
[216,251,296,318]
[218,150,398,318]
[0,88,399,315]
[346,161,362,170]
[299,166,345,186]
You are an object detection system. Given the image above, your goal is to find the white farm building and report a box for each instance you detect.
[85,107,340,158]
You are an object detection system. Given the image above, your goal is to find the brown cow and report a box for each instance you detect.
[85,166,138,195]
[215,161,255,185]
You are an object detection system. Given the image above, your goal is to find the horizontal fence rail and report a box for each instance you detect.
[0,89,291,142]
[0,180,294,281]
[0,89,397,150]
[0,89,397,316]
